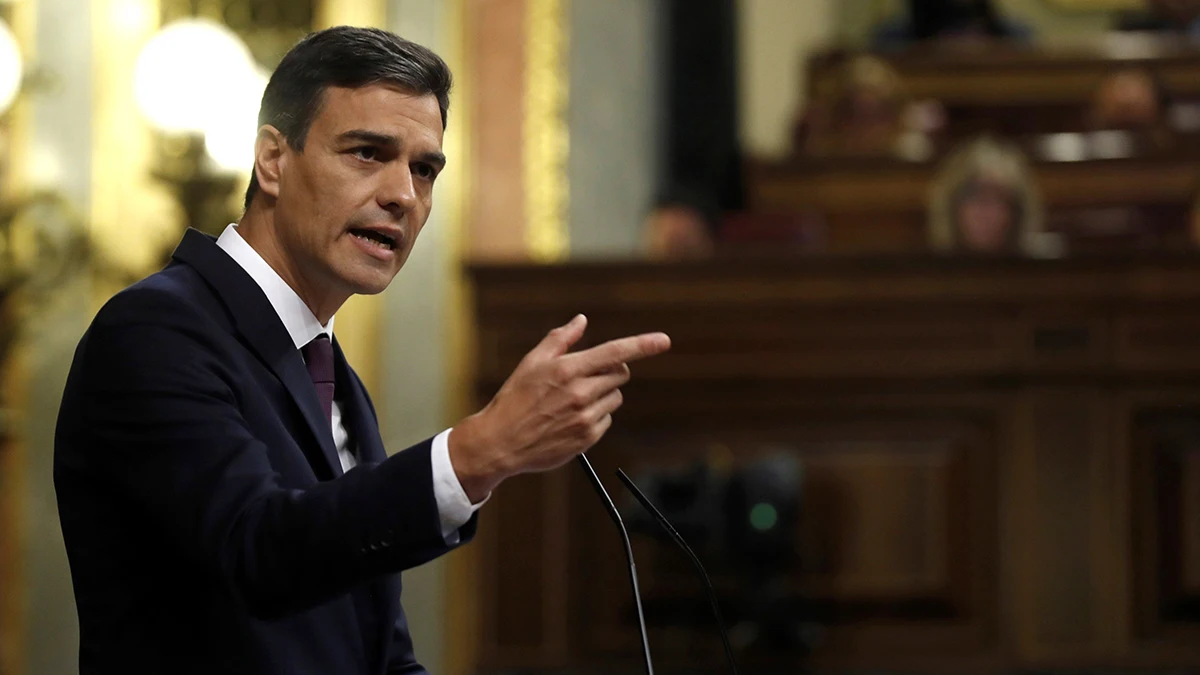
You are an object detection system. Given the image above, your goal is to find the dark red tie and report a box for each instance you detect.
[301,334,335,426]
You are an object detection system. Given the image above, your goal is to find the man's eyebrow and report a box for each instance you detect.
[418,151,447,169]
[338,129,399,146]
[337,129,445,167]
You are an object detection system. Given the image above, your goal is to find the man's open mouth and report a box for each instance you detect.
[349,228,398,251]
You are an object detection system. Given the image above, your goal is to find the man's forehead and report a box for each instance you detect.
[316,84,443,140]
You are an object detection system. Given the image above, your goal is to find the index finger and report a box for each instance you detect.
[562,332,671,377]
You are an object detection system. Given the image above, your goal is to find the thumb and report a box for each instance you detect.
[535,313,588,359]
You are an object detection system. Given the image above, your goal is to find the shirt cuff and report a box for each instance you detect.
[431,427,488,545]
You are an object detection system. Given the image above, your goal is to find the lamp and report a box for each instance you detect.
[133,17,266,235]
[0,18,22,115]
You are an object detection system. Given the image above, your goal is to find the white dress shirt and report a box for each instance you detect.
[216,224,483,543]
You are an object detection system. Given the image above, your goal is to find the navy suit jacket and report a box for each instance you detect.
[54,229,475,674]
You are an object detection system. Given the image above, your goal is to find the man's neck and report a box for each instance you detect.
[235,209,347,325]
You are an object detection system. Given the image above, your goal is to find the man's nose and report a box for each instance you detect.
[378,165,418,214]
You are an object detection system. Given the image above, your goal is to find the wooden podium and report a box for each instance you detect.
[468,255,1200,674]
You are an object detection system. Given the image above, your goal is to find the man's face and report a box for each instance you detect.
[271,84,445,298]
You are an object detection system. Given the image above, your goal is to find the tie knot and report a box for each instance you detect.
[301,334,335,386]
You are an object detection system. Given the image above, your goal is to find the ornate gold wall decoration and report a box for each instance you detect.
[1,1,36,671]
[523,0,570,262]
[90,0,177,276]
[315,0,384,32]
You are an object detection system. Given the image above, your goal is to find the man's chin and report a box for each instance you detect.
[328,253,404,296]
[345,277,393,296]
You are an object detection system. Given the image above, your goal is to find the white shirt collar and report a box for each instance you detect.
[215,223,334,349]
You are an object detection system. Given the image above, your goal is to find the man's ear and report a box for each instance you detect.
[253,125,288,199]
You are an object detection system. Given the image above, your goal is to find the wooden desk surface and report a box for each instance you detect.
[810,39,1200,106]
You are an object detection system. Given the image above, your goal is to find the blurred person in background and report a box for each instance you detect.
[797,55,936,160]
[928,137,1046,255]
[643,188,718,260]
[1087,67,1173,141]
[873,0,1034,51]
[1118,0,1200,38]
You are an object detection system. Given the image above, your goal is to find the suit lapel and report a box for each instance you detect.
[170,229,343,480]
[332,337,387,465]
[331,337,400,667]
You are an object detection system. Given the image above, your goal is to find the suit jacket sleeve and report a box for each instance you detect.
[69,287,456,619]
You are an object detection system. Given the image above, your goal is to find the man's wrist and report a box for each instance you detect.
[447,411,507,503]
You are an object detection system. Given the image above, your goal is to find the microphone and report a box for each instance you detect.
[575,455,655,675]
[616,468,741,675]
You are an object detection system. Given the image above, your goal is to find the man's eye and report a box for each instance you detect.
[414,163,436,180]
[353,147,378,161]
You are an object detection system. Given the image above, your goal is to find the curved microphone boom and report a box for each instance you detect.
[616,468,741,675]
[575,455,655,675]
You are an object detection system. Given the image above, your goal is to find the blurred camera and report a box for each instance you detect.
[623,451,802,573]
[622,451,814,651]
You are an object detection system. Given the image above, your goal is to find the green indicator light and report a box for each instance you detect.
[749,503,778,532]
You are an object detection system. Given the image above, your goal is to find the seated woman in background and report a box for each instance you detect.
[927,137,1051,256]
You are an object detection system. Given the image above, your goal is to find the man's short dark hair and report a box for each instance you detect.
[243,26,452,210]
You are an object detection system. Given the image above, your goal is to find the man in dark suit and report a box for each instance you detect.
[54,26,669,675]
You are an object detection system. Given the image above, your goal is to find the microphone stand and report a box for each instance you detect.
[616,468,742,675]
[575,455,655,675]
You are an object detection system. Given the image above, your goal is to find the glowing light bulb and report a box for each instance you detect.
[0,19,24,115]
[204,66,268,173]
[134,18,255,134]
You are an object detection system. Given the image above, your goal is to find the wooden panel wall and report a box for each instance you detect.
[1127,399,1200,662]
[468,256,1200,674]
